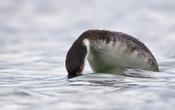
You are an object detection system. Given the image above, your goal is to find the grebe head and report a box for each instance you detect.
[65,38,87,79]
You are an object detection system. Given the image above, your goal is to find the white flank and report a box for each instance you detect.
[82,38,154,74]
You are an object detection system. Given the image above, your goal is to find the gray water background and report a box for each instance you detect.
[0,0,175,110]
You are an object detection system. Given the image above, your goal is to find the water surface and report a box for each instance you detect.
[0,0,175,110]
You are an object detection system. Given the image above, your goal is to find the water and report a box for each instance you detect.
[0,0,175,110]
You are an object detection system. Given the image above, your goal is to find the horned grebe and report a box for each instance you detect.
[66,30,159,78]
